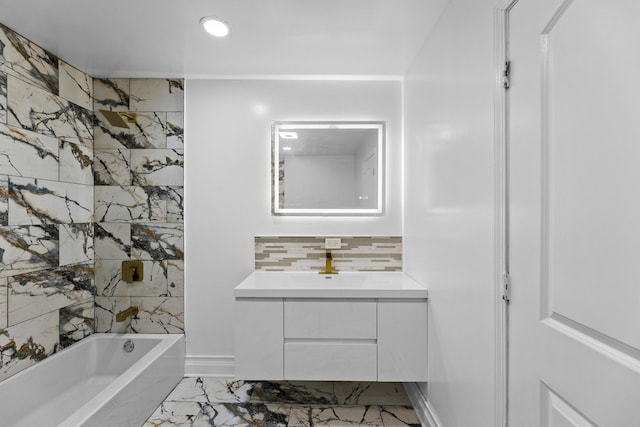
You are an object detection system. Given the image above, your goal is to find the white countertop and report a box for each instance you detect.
[234,271,428,299]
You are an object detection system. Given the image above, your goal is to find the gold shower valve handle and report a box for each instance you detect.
[122,260,144,283]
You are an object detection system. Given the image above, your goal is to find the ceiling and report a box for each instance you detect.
[0,0,448,78]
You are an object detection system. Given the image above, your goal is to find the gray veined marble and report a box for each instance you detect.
[94,111,167,149]
[59,140,93,185]
[94,296,130,333]
[7,75,93,147]
[145,401,291,426]
[59,223,94,266]
[95,259,168,297]
[0,24,58,95]
[129,296,184,334]
[58,61,93,111]
[59,299,94,349]
[132,223,184,260]
[7,262,94,326]
[94,222,131,260]
[93,148,131,186]
[0,224,58,278]
[8,177,93,225]
[130,79,184,111]
[167,260,184,297]
[0,310,59,382]
[0,278,7,329]
[0,175,8,226]
[131,149,184,186]
[0,124,59,180]
[93,78,130,112]
[0,71,7,124]
[95,185,183,223]
[166,112,184,148]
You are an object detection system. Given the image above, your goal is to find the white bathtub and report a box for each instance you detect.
[0,333,185,427]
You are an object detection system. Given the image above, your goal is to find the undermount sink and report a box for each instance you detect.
[233,271,427,299]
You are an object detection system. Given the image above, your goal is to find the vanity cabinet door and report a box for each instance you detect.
[284,299,376,339]
[234,299,283,380]
[285,341,377,381]
[377,299,428,381]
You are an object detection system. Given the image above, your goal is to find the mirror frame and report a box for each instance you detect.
[272,121,385,216]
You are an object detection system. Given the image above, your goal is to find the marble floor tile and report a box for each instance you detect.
[378,406,421,427]
[288,405,383,427]
[165,378,254,404]
[333,382,411,406]
[250,381,335,405]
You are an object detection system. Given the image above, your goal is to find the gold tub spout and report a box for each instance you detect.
[319,251,338,275]
[116,306,139,322]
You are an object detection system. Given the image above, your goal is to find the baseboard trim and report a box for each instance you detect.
[403,383,443,427]
[185,355,235,378]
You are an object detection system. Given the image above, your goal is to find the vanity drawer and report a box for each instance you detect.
[284,341,377,381]
[284,299,376,339]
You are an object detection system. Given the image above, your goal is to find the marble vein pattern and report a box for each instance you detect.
[167,260,184,297]
[166,112,184,148]
[144,379,420,427]
[7,262,94,326]
[93,148,131,185]
[130,79,184,111]
[131,149,184,186]
[58,61,93,110]
[0,224,58,278]
[0,124,59,180]
[0,277,7,329]
[0,24,58,95]
[132,223,184,260]
[94,222,131,260]
[0,311,59,381]
[129,296,184,333]
[94,78,130,112]
[0,71,7,124]
[0,175,8,226]
[94,296,130,333]
[7,75,92,146]
[255,236,403,272]
[8,177,93,225]
[95,185,182,223]
[59,299,94,348]
[59,223,94,266]
[59,140,93,185]
[95,259,167,297]
[94,111,167,149]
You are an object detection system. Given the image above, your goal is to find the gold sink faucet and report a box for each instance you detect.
[116,306,139,322]
[319,251,338,275]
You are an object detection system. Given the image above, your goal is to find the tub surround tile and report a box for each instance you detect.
[7,75,93,146]
[166,260,184,297]
[130,149,184,186]
[0,71,7,123]
[129,296,184,334]
[0,175,8,226]
[95,185,182,223]
[132,223,184,260]
[0,224,58,278]
[0,24,58,95]
[7,263,94,326]
[95,259,167,297]
[8,177,93,225]
[0,124,59,180]
[94,296,130,333]
[130,79,184,111]
[166,112,184,148]
[58,61,93,110]
[59,140,93,185]
[59,223,94,266]
[0,311,59,381]
[93,78,130,112]
[0,278,6,329]
[94,222,131,260]
[94,111,167,149]
[59,299,94,348]
[93,148,131,185]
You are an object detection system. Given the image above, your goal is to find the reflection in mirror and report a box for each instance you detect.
[272,122,384,216]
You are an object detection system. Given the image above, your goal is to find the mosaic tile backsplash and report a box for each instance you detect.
[255,236,402,272]
[0,23,94,381]
[0,22,184,381]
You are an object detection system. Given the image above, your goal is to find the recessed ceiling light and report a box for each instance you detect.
[201,17,230,38]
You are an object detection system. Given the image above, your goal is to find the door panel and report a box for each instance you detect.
[509,0,640,425]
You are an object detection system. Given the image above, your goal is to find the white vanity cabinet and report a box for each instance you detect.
[234,272,428,382]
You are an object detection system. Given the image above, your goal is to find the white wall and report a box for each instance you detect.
[403,0,498,425]
[185,80,402,367]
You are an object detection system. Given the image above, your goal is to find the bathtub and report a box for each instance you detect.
[0,333,185,427]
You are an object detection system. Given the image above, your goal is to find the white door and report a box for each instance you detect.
[508,0,640,425]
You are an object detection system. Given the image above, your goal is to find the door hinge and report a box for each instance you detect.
[503,60,511,90]
[502,273,511,303]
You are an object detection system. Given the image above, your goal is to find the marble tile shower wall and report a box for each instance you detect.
[255,236,402,271]
[93,78,184,334]
[0,24,95,381]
